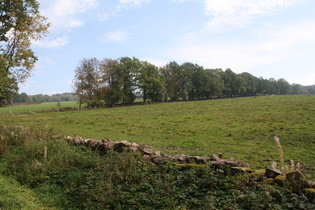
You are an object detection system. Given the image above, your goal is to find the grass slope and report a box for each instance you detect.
[1,95,314,178]
[0,174,47,209]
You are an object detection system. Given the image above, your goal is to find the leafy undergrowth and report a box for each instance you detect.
[0,125,314,209]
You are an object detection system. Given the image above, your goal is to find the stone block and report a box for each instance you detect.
[265,168,282,178]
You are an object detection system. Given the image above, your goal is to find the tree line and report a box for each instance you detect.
[12,92,77,103]
[73,57,311,108]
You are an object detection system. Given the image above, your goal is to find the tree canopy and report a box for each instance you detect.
[0,0,49,106]
[73,56,311,108]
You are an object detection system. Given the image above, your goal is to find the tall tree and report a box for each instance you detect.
[0,0,49,106]
[204,69,224,98]
[73,58,102,108]
[160,61,179,101]
[119,57,141,105]
[177,63,193,100]
[239,72,259,96]
[100,58,124,107]
[138,61,164,103]
[277,78,292,95]
[188,63,205,100]
[292,84,308,95]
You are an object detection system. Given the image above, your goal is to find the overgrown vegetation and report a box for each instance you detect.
[0,125,314,209]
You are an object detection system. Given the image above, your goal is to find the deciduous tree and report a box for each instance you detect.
[73,58,102,108]
[0,0,49,106]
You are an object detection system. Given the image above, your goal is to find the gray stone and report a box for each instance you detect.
[138,144,154,155]
[173,154,187,163]
[154,151,161,156]
[286,171,310,189]
[210,154,221,161]
[131,143,139,148]
[265,168,282,178]
[238,161,250,168]
[196,156,208,164]
[120,140,133,147]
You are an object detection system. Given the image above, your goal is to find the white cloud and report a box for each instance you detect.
[33,35,69,48]
[204,0,307,32]
[53,0,98,17]
[119,0,150,7]
[115,0,151,12]
[102,30,129,43]
[166,19,315,74]
[39,0,98,31]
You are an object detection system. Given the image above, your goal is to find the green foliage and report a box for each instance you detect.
[74,56,313,108]
[0,125,314,209]
[0,69,18,106]
[12,92,77,103]
[0,0,50,106]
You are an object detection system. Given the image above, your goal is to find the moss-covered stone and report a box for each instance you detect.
[266,178,275,185]
[253,169,266,181]
[303,188,315,201]
[285,171,310,193]
[173,163,207,169]
[274,175,286,187]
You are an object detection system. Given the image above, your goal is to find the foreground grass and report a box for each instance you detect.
[0,125,314,209]
[1,95,314,178]
[0,174,48,209]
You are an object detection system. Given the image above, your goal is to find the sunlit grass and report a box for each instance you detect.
[1,95,314,178]
[0,101,79,114]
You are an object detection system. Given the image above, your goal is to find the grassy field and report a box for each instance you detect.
[0,101,79,114]
[1,95,314,178]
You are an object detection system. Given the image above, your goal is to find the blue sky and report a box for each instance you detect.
[21,0,315,95]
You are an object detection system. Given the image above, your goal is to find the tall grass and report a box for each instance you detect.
[273,136,302,176]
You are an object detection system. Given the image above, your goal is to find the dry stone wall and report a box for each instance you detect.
[65,136,250,169]
[64,135,315,201]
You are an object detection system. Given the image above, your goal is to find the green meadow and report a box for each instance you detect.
[0,101,79,114]
[1,95,314,178]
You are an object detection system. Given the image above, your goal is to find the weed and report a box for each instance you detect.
[272,136,302,176]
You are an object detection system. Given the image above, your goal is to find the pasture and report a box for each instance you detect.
[1,95,314,178]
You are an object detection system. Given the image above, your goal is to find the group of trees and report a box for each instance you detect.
[0,0,49,106]
[73,57,311,108]
[13,92,76,103]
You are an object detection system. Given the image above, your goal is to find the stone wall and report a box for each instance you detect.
[64,135,315,201]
